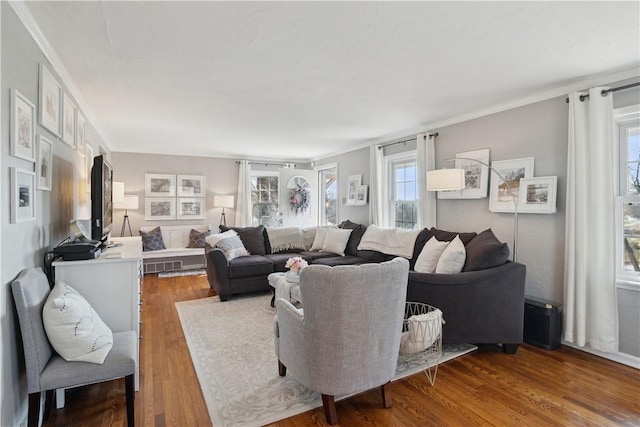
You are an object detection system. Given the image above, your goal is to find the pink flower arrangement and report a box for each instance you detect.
[285,256,308,274]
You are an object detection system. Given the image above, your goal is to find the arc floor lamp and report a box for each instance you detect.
[427,158,519,262]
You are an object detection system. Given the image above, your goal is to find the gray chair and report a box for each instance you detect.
[274,257,409,425]
[11,267,136,427]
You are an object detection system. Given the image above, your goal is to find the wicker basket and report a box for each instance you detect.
[399,302,444,385]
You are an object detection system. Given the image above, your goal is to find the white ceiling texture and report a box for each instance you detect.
[22,1,640,162]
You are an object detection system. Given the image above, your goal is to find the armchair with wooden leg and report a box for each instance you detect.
[274,258,409,425]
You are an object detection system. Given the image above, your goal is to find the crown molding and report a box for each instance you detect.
[9,0,114,152]
[313,66,640,162]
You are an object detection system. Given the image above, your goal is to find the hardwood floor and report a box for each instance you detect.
[45,274,640,427]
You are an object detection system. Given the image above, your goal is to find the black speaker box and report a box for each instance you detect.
[523,296,562,350]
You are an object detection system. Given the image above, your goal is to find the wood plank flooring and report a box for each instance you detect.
[45,273,640,427]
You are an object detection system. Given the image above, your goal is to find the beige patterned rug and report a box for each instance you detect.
[175,293,476,427]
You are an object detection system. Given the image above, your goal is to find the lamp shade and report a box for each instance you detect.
[114,195,139,210]
[214,195,235,209]
[427,169,465,191]
[113,181,125,204]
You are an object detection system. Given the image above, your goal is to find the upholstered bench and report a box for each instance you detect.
[140,225,210,274]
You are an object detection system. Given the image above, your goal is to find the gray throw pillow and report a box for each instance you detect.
[219,225,267,255]
[462,229,510,271]
[187,229,211,248]
[140,226,166,251]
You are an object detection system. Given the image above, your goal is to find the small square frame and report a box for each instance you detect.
[145,173,176,197]
[39,63,61,137]
[177,198,205,220]
[177,174,206,197]
[145,197,176,220]
[354,185,368,205]
[62,93,77,148]
[11,89,36,162]
[36,135,53,191]
[11,167,36,223]
[489,157,535,213]
[346,174,362,205]
[519,176,557,214]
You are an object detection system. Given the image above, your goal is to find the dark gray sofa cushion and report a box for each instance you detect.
[463,229,510,272]
[338,220,367,256]
[357,250,395,263]
[264,253,303,272]
[312,256,372,266]
[220,225,268,255]
[430,227,477,245]
[228,255,273,278]
[298,251,338,262]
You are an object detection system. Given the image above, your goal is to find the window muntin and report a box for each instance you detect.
[251,174,280,227]
[318,166,337,225]
[388,155,418,230]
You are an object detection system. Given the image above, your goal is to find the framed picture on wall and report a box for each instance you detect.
[489,157,535,212]
[354,185,368,205]
[145,174,176,197]
[145,197,176,220]
[519,176,557,214]
[36,136,53,191]
[438,149,490,199]
[76,112,86,156]
[39,63,62,137]
[346,174,361,205]
[62,93,77,148]
[10,89,36,162]
[177,198,205,220]
[177,175,206,197]
[11,167,36,223]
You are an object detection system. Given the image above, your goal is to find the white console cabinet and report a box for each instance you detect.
[52,236,143,393]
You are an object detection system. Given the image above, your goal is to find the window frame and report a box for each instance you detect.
[317,163,338,226]
[385,150,418,230]
[614,105,640,286]
[250,171,280,227]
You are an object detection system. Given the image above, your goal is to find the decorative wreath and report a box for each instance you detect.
[289,184,310,216]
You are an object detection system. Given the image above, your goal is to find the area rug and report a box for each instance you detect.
[175,294,476,427]
[158,268,206,278]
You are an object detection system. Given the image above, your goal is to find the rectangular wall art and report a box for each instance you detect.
[489,157,535,213]
[145,197,176,220]
[519,176,557,214]
[177,198,205,220]
[11,89,36,162]
[36,136,53,191]
[11,167,36,223]
[145,174,177,197]
[438,148,490,199]
[39,64,61,137]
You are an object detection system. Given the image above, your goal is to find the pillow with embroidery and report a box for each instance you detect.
[187,229,211,248]
[140,226,166,251]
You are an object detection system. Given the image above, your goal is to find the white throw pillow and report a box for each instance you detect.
[310,227,329,251]
[435,235,466,274]
[204,229,237,247]
[321,228,353,256]
[414,237,449,273]
[400,309,443,354]
[43,281,113,364]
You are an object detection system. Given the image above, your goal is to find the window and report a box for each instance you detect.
[387,153,418,230]
[615,106,640,284]
[251,173,280,227]
[318,165,337,225]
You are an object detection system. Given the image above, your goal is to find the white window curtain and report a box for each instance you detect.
[564,87,618,353]
[369,145,385,226]
[417,133,436,229]
[235,160,253,227]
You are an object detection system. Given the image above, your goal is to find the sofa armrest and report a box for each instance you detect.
[205,244,231,299]
[274,299,306,377]
[407,261,526,345]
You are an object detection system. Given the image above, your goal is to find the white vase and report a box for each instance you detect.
[285,271,300,283]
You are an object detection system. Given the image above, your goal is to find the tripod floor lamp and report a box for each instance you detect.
[114,195,139,237]
[427,158,519,262]
[214,195,235,227]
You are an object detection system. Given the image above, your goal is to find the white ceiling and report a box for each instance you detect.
[22,1,640,162]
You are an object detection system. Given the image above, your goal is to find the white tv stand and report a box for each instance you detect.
[52,236,143,405]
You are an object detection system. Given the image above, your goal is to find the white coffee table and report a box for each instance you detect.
[268,272,302,307]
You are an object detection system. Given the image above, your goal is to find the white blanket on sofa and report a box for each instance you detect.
[357,224,420,258]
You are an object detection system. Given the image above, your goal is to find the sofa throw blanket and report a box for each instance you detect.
[357,224,421,258]
[266,227,307,253]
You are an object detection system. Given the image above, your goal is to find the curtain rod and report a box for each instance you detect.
[565,82,640,103]
[235,161,295,167]
[377,133,439,149]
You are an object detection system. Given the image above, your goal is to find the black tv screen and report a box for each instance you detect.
[90,155,113,242]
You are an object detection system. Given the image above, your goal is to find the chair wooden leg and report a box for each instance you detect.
[321,394,338,425]
[381,382,393,408]
[125,374,135,426]
[43,389,55,421]
[28,392,41,427]
[278,360,287,377]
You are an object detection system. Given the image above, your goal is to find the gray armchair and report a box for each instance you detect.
[11,267,136,427]
[274,257,409,425]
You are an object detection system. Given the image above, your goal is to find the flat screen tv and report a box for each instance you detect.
[90,155,114,242]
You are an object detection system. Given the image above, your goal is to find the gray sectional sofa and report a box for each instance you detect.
[205,221,526,353]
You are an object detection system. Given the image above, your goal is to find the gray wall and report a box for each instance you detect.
[316,147,370,225]
[110,152,238,234]
[1,4,111,425]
